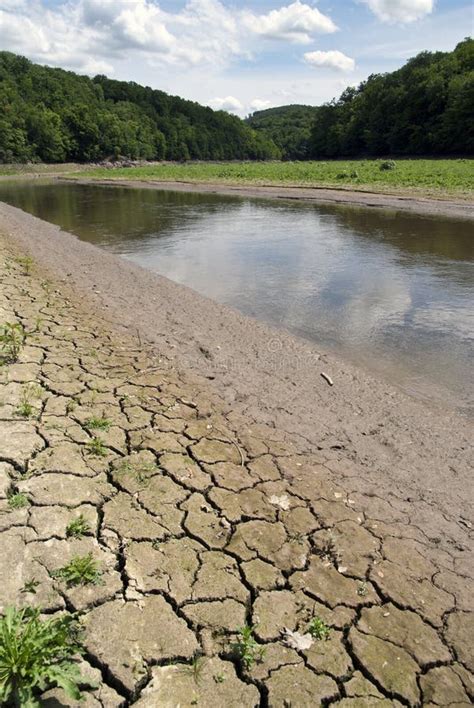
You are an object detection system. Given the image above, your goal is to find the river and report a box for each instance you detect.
[0,180,472,413]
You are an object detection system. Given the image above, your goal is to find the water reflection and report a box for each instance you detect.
[0,180,472,412]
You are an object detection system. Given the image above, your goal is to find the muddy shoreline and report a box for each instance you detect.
[62,176,474,221]
[2,217,473,705]
[0,200,472,532]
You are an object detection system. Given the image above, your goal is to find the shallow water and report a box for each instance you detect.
[1,180,473,413]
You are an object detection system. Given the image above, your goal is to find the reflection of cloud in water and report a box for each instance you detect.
[0,182,472,412]
[335,273,413,346]
[411,306,474,342]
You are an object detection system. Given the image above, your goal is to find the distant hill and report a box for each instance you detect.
[246,105,317,160]
[0,52,280,163]
[247,39,473,159]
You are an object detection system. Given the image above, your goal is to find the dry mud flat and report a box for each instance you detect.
[0,217,473,705]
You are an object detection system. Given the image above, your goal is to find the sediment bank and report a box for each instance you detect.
[64,176,474,221]
[0,201,473,705]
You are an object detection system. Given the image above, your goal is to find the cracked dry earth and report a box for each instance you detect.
[0,240,473,708]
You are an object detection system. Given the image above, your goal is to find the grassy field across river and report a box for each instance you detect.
[75,159,474,199]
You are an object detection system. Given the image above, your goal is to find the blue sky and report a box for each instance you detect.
[0,0,472,115]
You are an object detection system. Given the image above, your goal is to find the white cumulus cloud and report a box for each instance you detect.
[0,0,342,76]
[360,0,434,23]
[304,50,355,71]
[243,1,337,44]
[249,98,273,111]
[208,95,244,113]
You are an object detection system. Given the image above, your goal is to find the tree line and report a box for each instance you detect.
[248,38,473,159]
[1,38,472,164]
[0,52,280,163]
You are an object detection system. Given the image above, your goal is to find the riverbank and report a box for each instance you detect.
[72,158,474,200]
[64,175,474,221]
[0,202,473,705]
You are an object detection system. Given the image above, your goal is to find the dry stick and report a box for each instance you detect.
[215,428,246,467]
[321,372,334,386]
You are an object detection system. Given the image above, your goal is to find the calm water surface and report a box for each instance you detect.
[1,181,473,413]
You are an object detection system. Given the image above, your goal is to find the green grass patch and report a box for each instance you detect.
[7,492,29,510]
[75,158,474,198]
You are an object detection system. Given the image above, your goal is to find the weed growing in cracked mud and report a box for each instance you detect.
[16,384,43,418]
[65,399,77,414]
[308,616,330,641]
[0,323,26,364]
[181,654,208,685]
[231,625,265,669]
[21,579,40,595]
[7,492,29,510]
[0,606,85,706]
[52,553,102,587]
[85,415,111,432]
[15,256,34,276]
[115,459,157,487]
[85,437,107,457]
[66,515,91,539]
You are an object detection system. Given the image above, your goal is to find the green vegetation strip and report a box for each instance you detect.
[77,159,474,197]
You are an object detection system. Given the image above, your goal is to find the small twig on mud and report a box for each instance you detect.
[321,372,334,387]
[215,429,245,467]
[136,328,142,347]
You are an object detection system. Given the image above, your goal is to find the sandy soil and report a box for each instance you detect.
[65,176,474,220]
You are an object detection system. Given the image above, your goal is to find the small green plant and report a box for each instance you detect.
[115,459,157,487]
[65,399,76,414]
[0,323,26,363]
[0,606,85,706]
[21,579,40,595]
[307,616,330,641]
[7,492,29,510]
[379,159,396,171]
[214,672,225,683]
[65,515,91,539]
[357,581,368,597]
[84,416,111,432]
[15,255,34,276]
[51,553,102,587]
[16,384,42,418]
[40,279,53,296]
[181,654,207,685]
[85,437,107,457]
[232,625,265,670]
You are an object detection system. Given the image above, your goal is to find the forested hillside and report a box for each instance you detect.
[247,39,473,159]
[310,38,474,157]
[1,39,472,164]
[246,105,316,160]
[0,52,279,163]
